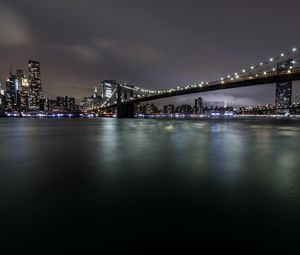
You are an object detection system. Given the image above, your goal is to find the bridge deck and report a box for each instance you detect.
[104,70,300,108]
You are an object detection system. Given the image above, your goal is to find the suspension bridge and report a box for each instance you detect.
[99,47,300,117]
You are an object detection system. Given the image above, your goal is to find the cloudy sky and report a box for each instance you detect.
[0,0,299,106]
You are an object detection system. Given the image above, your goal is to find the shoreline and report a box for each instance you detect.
[1,114,300,120]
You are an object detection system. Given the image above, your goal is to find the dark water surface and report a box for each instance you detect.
[1,118,300,252]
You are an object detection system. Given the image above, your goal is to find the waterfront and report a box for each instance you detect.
[1,118,300,252]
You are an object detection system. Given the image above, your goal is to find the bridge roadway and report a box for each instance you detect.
[105,69,300,109]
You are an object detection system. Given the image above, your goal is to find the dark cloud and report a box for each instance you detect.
[0,0,299,105]
[0,3,32,45]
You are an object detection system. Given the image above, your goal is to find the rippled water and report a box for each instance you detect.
[1,118,300,252]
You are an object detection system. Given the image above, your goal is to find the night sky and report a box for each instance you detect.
[0,0,300,106]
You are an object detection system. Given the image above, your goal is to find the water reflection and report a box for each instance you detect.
[1,118,300,249]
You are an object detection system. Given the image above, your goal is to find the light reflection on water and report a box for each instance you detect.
[0,118,300,249]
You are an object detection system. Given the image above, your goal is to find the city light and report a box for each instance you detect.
[2,46,299,114]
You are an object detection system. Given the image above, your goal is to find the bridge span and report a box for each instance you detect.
[98,48,300,117]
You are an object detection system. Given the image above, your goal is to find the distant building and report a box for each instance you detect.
[275,60,293,111]
[137,103,158,114]
[65,96,76,111]
[17,69,30,111]
[19,92,29,112]
[80,97,95,111]
[176,104,192,114]
[0,83,5,111]
[28,60,42,111]
[163,104,175,114]
[194,97,203,114]
[101,80,117,99]
[5,70,19,111]
[80,85,107,111]
[56,96,76,111]
[49,99,57,111]
[39,97,50,112]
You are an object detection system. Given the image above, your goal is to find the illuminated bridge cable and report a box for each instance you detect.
[100,88,117,108]
[99,47,299,107]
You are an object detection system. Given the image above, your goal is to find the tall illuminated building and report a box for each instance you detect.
[275,60,293,111]
[5,69,19,111]
[101,80,117,99]
[16,69,30,111]
[28,60,42,111]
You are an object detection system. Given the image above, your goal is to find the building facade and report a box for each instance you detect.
[56,96,76,111]
[28,60,42,111]
[5,71,20,111]
[16,69,30,111]
[194,97,203,114]
[275,60,293,111]
[101,80,117,99]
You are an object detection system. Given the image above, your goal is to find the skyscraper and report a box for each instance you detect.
[5,69,19,111]
[101,80,117,99]
[16,69,30,111]
[194,97,203,114]
[275,60,293,111]
[28,60,42,111]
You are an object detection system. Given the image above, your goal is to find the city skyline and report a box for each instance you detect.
[2,50,300,111]
[1,0,300,107]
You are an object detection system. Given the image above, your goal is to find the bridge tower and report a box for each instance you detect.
[275,60,293,113]
[117,84,135,118]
